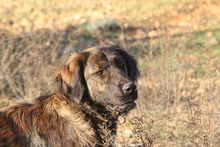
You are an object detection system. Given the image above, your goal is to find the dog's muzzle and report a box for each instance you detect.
[107,100,136,115]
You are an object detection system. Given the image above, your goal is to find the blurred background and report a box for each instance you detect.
[0,0,220,146]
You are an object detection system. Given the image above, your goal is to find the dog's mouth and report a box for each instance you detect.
[107,100,136,114]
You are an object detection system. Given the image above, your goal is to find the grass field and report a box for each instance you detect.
[1,0,220,146]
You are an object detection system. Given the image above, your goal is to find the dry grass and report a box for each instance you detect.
[1,0,220,146]
[116,33,220,146]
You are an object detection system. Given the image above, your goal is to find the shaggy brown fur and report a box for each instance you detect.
[0,45,139,147]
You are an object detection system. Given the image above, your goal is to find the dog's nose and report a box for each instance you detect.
[123,83,137,94]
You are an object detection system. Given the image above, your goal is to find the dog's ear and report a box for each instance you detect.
[55,52,89,104]
[114,46,140,82]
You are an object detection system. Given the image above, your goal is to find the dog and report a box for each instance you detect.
[0,45,139,147]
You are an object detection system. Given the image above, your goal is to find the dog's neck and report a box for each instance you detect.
[82,99,118,147]
[54,92,118,146]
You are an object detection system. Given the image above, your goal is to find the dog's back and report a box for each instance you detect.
[0,93,97,147]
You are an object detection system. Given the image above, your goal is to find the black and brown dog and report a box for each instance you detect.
[0,45,139,147]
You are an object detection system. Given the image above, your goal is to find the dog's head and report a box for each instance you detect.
[55,45,139,115]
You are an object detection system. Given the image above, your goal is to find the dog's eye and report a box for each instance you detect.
[119,63,125,68]
[96,70,104,75]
